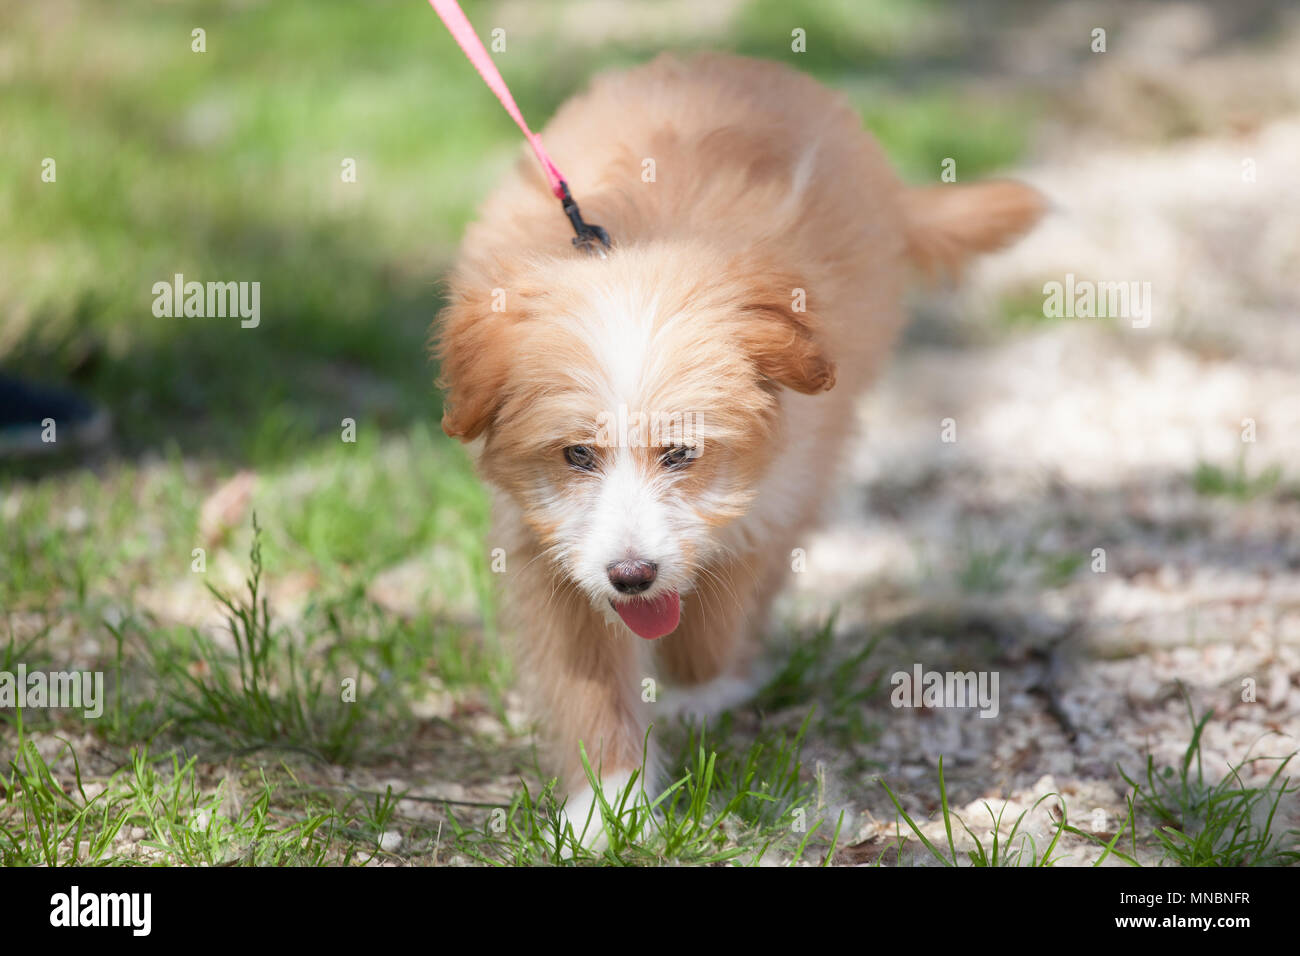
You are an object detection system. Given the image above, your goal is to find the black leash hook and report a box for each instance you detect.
[558,181,611,257]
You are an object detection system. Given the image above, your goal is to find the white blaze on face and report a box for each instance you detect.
[554,284,659,597]
[568,281,659,414]
[543,274,716,619]
[580,447,679,599]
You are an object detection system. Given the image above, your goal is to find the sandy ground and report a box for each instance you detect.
[776,9,1300,863]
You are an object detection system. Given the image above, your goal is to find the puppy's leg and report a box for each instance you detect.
[654,556,769,723]
[514,581,656,852]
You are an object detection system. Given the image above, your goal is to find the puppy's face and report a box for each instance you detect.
[437,243,834,638]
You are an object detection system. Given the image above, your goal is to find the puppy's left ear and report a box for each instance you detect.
[730,263,836,395]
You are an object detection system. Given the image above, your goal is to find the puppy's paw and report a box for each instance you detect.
[556,769,638,858]
[658,669,766,724]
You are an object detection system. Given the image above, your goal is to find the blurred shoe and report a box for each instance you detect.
[0,376,111,457]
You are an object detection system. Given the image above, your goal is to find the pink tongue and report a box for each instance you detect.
[613,591,681,640]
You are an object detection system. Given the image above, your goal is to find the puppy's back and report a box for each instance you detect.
[458,53,907,273]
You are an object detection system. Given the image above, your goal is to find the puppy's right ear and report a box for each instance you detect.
[903,180,1044,276]
[434,288,513,442]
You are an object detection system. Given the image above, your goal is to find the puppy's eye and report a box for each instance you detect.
[564,445,597,470]
[660,445,696,470]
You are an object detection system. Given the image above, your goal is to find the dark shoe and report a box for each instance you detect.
[0,376,111,457]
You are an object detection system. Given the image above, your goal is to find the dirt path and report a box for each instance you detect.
[781,21,1300,860]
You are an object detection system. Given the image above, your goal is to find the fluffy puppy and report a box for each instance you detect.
[435,53,1041,842]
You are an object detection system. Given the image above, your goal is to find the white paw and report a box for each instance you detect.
[556,769,637,857]
[657,670,764,724]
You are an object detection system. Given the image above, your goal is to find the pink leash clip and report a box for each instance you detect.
[427,0,611,255]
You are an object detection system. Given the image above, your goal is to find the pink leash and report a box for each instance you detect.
[427,0,611,254]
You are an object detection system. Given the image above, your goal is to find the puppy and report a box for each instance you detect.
[435,53,1041,843]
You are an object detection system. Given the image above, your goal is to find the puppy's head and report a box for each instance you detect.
[436,241,832,639]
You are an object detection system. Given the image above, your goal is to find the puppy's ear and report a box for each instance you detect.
[903,181,1044,277]
[434,288,513,441]
[731,263,836,395]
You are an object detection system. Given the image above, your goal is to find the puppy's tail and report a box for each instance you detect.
[902,180,1045,278]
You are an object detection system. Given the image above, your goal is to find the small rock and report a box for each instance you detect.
[198,470,256,547]
[80,782,105,802]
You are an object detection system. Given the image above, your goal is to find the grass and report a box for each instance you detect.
[1,717,403,866]
[1037,551,1087,589]
[753,615,884,752]
[446,712,843,866]
[878,757,1068,867]
[2,711,131,866]
[114,506,504,755]
[997,288,1058,327]
[1192,456,1284,501]
[872,691,1299,867]
[0,510,851,867]
[0,695,843,866]
[141,514,371,763]
[8,494,1295,866]
[957,543,1013,593]
[1115,691,1298,867]
[0,515,484,865]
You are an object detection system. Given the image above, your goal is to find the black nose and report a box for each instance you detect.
[607,559,657,594]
